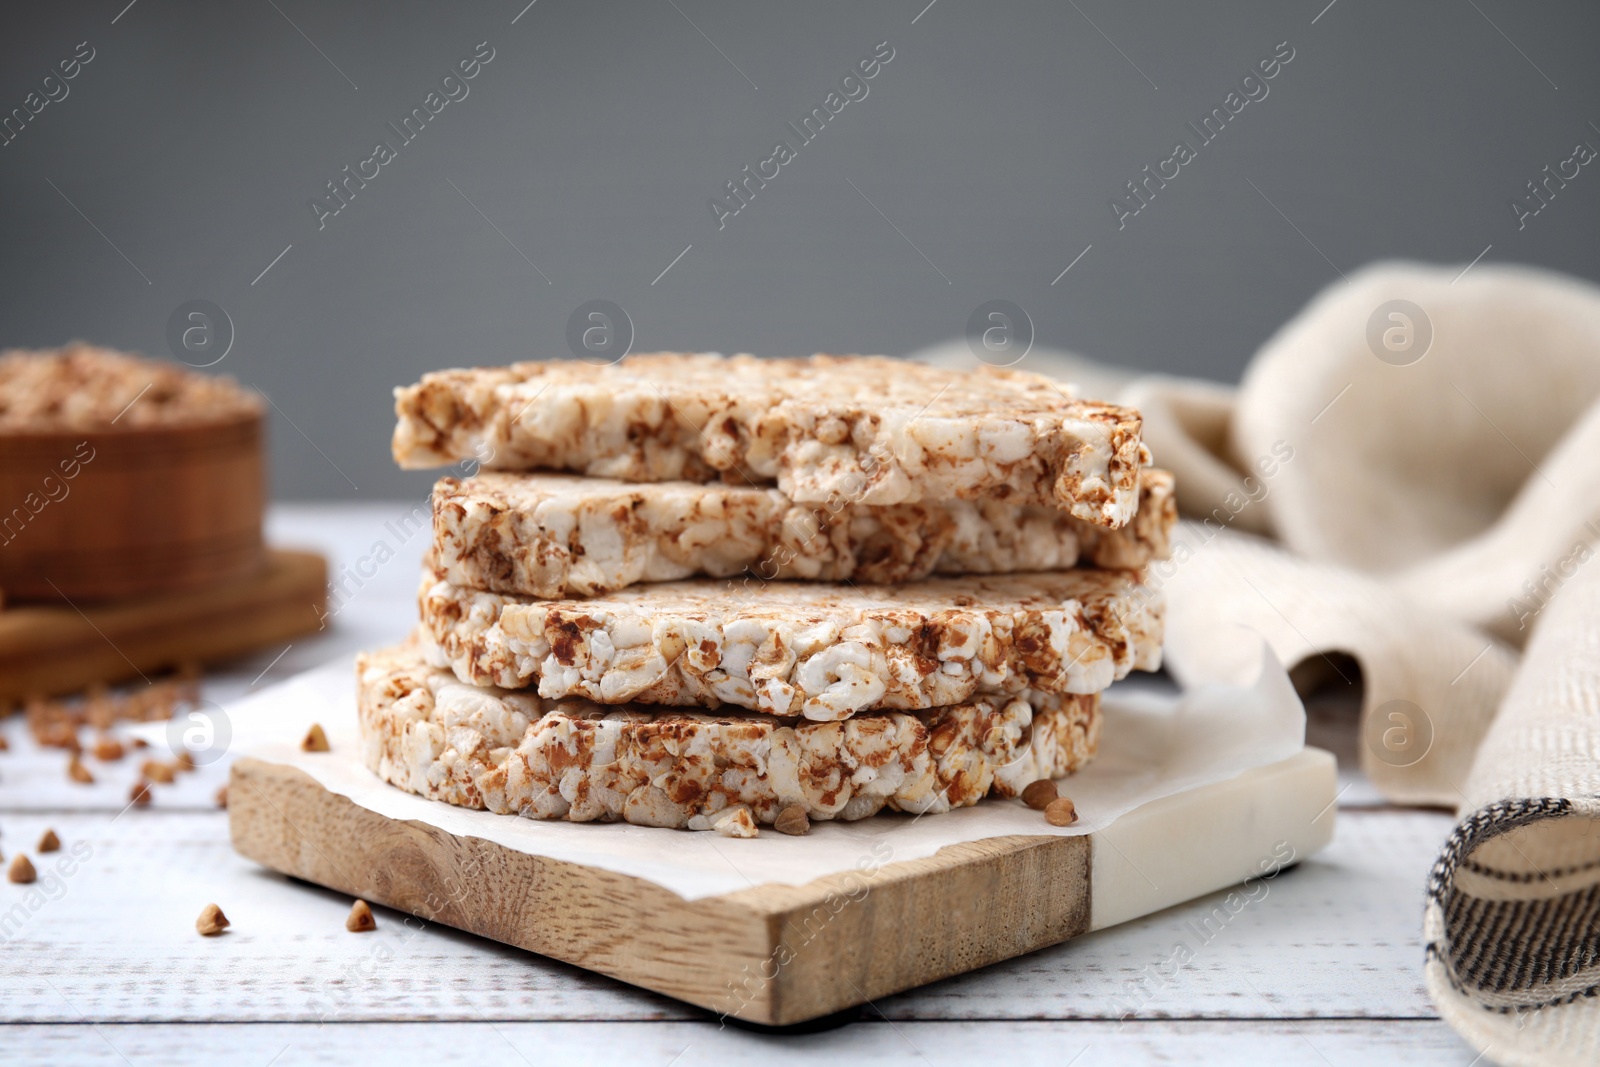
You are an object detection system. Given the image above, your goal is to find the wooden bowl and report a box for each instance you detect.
[0,411,264,602]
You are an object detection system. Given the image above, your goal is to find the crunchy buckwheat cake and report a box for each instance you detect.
[0,342,260,431]
[418,565,1162,720]
[432,468,1177,598]
[392,353,1149,527]
[359,639,1100,829]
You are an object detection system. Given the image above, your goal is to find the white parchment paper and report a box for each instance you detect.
[195,628,1305,901]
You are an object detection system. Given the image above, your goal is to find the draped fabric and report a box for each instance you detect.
[916,259,1600,1063]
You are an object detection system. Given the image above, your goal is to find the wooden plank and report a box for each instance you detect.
[0,548,327,701]
[223,751,1334,1026]
[0,1020,1478,1066]
[0,808,1444,1024]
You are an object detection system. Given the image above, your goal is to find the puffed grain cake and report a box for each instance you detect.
[418,565,1163,720]
[392,353,1150,527]
[359,639,1100,829]
[432,468,1177,597]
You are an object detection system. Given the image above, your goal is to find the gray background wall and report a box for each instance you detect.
[1,0,1596,500]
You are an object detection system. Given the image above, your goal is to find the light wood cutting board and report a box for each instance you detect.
[229,746,1336,1027]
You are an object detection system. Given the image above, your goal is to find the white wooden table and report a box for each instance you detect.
[0,505,1480,1066]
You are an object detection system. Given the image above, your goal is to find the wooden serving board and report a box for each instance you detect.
[230,747,1336,1026]
[0,548,327,701]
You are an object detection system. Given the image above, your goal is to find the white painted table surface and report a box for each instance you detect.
[0,504,1479,1066]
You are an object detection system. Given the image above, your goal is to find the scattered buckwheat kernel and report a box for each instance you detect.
[1044,797,1078,827]
[346,899,377,933]
[215,784,229,809]
[141,760,176,784]
[195,903,230,936]
[132,738,150,749]
[37,829,60,853]
[1021,779,1059,811]
[0,735,9,751]
[85,684,114,731]
[129,781,153,807]
[8,855,36,884]
[774,805,811,836]
[176,752,196,772]
[67,756,94,784]
[92,736,124,762]
[301,723,330,752]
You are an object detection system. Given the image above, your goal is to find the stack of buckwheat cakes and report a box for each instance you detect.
[359,354,1175,837]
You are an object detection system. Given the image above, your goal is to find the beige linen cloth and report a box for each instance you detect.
[919,260,1600,1065]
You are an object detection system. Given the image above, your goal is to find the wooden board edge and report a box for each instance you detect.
[228,757,783,1019]
[717,832,1089,1024]
[227,756,1090,1026]
[228,749,1337,1027]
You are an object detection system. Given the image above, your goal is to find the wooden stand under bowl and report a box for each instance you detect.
[0,548,328,702]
